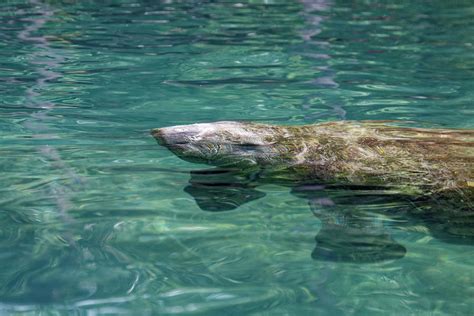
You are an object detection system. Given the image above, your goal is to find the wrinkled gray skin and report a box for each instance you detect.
[152,121,474,262]
[153,121,284,169]
[153,120,473,190]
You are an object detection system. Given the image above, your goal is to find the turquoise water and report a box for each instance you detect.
[1,0,473,314]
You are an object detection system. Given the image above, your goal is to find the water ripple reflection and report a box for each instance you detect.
[0,0,473,314]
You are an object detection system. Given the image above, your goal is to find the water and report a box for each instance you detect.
[1,0,473,314]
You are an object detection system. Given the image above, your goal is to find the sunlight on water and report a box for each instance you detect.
[0,0,473,314]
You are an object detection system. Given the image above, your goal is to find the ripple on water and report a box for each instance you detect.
[0,0,473,315]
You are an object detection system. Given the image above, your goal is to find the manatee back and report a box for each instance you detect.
[365,122,474,188]
[294,121,474,192]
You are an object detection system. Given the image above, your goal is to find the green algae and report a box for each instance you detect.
[155,120,474,198]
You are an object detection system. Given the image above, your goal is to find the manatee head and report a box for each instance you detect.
[152,121,286,168]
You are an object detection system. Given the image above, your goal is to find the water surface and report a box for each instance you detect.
[1,0,473,314]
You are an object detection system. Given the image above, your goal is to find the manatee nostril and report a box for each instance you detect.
[151,128,167,145]
[151,128,162,137]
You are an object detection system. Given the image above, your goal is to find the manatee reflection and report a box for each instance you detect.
[185,168,265,212]
[292,185,407,263]
[184,168,474,263]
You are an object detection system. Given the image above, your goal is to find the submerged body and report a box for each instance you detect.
[153,120,474,262]
[153,120,473,196]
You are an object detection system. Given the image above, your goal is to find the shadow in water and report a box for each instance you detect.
[292,185,407,263]
[184,168,474,263]
[184,168,266,212]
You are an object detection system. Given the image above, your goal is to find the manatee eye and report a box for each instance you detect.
[239,143,259,150]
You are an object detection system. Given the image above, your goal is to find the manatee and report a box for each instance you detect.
[152,120,474,262]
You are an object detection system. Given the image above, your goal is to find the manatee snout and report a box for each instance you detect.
[151,128,167,145]
[151,125,202,146]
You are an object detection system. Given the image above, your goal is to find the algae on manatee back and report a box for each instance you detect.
[152,120,474,261]
[152,120,474,196]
